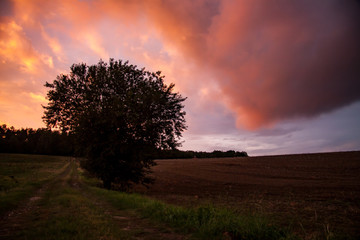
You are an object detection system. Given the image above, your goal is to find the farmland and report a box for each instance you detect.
[0,154,190,240]
[136,151,360,239]
[0,152,359,239]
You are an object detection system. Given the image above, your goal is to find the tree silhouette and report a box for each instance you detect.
[43,59,187,190]
[0,125,74,155]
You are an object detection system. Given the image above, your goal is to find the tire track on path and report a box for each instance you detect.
[0,161,71,239]
[74,160,190,240]
[1,158,189,240]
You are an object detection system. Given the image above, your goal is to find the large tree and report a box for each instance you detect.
[43,59,187,190]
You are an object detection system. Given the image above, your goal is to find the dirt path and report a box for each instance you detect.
[0,162,71,239]
[0,159,188,240]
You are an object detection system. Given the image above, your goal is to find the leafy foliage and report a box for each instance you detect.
[0,125,74,156]
[43,59,187,190]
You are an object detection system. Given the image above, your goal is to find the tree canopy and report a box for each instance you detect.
[43,59,187,190]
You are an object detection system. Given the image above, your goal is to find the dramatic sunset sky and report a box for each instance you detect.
[1,0,360,155]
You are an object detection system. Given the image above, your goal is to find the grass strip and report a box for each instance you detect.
[18,186,131,240]
[85,183,299,240]
[0,154,69,215]
[12,160,132,240]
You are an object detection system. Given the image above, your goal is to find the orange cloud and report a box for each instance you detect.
[0,19,56,74]
[1,0,360,131]
[78,30,109,59]
[28,92,46,103]
[0,20,38,73]
[40,26,63,61]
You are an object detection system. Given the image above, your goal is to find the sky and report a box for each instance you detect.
[1,0,360,156]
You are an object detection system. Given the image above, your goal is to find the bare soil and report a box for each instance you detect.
[135,151,360,238]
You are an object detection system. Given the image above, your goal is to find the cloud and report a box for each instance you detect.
[206,0,360,129]
[28,92,46,103]
[1,0,359,137]
[0,20,39,73]
[182,101,360,155]
[96,0,360,129]
[78,30,109,59]
[0,0,13,17]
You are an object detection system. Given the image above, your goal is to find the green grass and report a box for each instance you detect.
[84,180,299,240]
[4,159,133,240]
[2,156,178,240]
[17,184,131,240]
[0,153,69,215]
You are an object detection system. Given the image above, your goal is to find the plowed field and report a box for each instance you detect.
[136,151,360,238]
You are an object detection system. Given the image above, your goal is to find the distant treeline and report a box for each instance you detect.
[0,125,74,156]
[0,125,248,158]
[153,149,248,159]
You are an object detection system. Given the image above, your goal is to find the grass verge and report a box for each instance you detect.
[82,176,299,240]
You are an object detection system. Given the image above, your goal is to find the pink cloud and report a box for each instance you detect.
[137,0,360,129]
[1,0,359,132]
[205,1,360,128]
[87,0,360,129]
